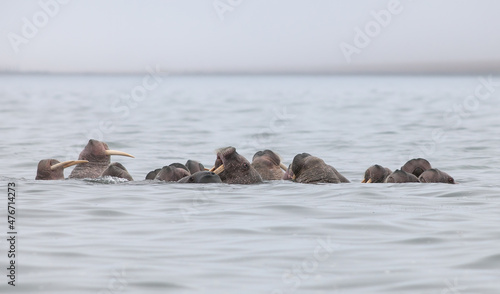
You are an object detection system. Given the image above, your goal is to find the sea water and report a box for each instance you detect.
[0,74,499,293]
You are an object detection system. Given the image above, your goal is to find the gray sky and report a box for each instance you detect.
[1,0,499,74]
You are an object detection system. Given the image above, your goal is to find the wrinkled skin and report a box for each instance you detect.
[35,159,65,180]
[155,163,191,182]
[419,168,455,184]
[291,153,340,184]
[145,168,161,180]
[401,158,432,177]
[385,169,420,183]
[69,140,111,178]
[69,139,134,179]
[213,147,262,184]
[178,171,222,183]
[36,159,88,180]
[251,150,285,180]
[185,160,206,174]
[101,162,133,181]
[362,164,392,183]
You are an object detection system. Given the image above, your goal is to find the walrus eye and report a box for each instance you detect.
[242,163,249,170]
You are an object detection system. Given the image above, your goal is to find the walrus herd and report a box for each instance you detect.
[35,139,456,184]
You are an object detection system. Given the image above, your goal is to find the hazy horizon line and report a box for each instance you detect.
[3,61,500,76]
[1,70,499,76]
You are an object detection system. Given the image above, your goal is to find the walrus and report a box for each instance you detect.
[69,139,134,179]
[100,162,134,181]
[211,147,263,184]
[155,163,191,182]
[251,150,287,180]
[362,164,392,183]
[385,169,420,183]
[401,158,431,177]
[419,168,455,184]
[291,153,340,184]
[178,171,222,183]
[35,159,88,180]
[145,168,161,180]
[185,160,206,174]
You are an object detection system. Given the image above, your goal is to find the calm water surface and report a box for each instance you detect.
[0,74,499,293]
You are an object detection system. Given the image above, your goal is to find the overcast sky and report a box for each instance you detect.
[1,0,499,74]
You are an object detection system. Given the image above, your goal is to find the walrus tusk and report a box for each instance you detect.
[361,179,367,183]
[280,163,288,171]
[104,150,135,158]
[50,160,89,170]
[213,165,225,175]
[367,178,373,183]
[209,166,216,172]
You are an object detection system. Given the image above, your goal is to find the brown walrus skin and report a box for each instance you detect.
[329,165,350,183]
[291,153,340,184]
[362,164,392,183]
[155,163,191,182]
[185,160,206,174]
[419,168,455,184]
[178,171,222,183]
[251,150,286,181]
[401,158,432,178]
[282,164,294,181]
[145,168,161,180]
[101,162,134,181]
[212,147,263,184]
[36,159,88,180]
[69,139,134,179]
[385,169,420,183]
